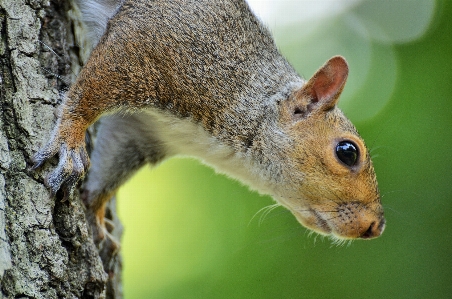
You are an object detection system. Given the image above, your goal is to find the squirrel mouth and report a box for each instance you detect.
[312,210,332,234]
[289,202,385,240]
[309,205,386,239]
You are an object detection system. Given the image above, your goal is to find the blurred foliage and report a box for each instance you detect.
[117,0,452,298]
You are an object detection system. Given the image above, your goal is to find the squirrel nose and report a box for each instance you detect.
[359,217,386,239]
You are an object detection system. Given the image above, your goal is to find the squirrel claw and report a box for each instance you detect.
[32,143,59,170]
[35,139,90,199]
[85,209,112,246]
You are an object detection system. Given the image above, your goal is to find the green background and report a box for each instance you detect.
[116,0,452,298]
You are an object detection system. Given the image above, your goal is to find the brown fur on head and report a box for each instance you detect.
[278,56,385,240]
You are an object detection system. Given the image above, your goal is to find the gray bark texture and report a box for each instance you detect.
[0,0,123,298]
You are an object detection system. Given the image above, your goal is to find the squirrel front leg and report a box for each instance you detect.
[32,68,110,198]
[33,35,154,198]
[33,101,93,198]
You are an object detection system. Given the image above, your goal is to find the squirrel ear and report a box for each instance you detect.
[299,56,349,111]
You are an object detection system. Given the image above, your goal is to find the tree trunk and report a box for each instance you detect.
[0,0,122,298]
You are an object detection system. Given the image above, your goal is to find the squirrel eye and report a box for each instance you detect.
[335,141,359,167]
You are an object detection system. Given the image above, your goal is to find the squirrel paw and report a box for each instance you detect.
[85,207,120,252]
[100,224,121,256]
[33,138,90,199]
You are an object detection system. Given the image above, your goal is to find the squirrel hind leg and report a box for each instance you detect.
[82,113,166,242]
[83,194,120,250]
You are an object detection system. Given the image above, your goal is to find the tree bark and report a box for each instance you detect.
[0,0,122,298]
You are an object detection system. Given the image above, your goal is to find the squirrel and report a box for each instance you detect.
[33,0,385,243]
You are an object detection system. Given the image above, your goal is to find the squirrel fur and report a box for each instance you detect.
[33,0,385,242]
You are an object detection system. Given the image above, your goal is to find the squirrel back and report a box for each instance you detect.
[34,0,385,243]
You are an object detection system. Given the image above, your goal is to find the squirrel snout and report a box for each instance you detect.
[359,217,386,239]
[292,202,385,240]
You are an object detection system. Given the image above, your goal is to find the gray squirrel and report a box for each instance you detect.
[33,0,385,243]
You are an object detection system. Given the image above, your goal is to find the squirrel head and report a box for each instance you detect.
[276,56,385,240]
